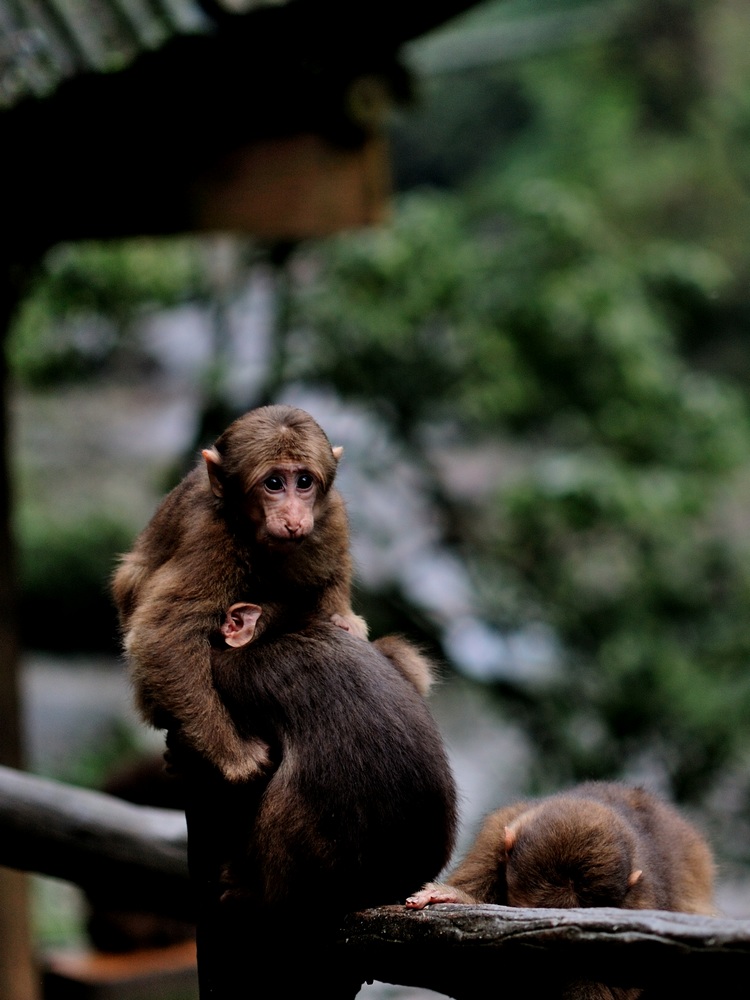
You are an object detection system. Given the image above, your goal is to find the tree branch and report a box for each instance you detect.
[0,764,191,918]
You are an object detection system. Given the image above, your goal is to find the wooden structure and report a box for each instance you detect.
[1,764,750,999]
[0,0,484,254]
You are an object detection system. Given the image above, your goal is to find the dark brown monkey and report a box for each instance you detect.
[111,405,370,782]
[406,781,716,1000]
[219,600,434,695]
[207,608,458,912]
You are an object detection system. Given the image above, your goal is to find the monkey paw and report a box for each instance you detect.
[331,612,369,640]
[219,738,273,783]
[405,886,464,909]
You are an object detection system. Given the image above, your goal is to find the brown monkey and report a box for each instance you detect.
[406,781,716,1000]
[406,781,716,912]
[111,405,369,783]
[207,607,458,912]
[220,600,434,695]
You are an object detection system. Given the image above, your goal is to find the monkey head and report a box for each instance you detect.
[502,799,643,909]
[201,405,343,548]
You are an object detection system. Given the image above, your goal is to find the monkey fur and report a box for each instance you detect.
[406,781,715,914]
[205,617,458,914]
[406,781,716,1000]
[111,405,371,782]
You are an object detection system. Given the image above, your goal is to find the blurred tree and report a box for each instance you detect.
[9,238,208,387]
[9,0,750,863]
[285,0,750,859]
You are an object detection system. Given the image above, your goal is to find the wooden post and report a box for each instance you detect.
[0,260,41,1000]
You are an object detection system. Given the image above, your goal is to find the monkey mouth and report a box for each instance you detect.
[266,534,306,550]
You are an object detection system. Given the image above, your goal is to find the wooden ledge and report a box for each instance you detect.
[339,904,750,996]
[4,767,750,998]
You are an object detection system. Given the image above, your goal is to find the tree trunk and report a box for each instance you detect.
[0,260,41,1000]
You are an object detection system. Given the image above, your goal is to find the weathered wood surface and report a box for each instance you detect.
[341,903,750,996]
[3,763,750,997]
[0,763,191,917]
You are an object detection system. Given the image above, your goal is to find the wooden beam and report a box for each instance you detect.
[341,903,750,997]
[192,133,392,239]
[0,764,191,919]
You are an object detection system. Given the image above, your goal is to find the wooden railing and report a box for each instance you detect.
[2,764,749,999]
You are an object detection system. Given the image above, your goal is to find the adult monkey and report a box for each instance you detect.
[210,606,458,912]
[187,610,457,1000]
[112,405,372,782]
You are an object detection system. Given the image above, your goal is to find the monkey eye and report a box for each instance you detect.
[296,473,314,491]
[263,476,285,492]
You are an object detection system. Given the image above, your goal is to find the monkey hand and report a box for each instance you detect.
[217,736,273,783]
[330,611,369,640]
[405,883,472,909]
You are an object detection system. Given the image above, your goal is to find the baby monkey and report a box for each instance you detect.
[406,781,716,912]
[406,781,716,1000]
[112,405,369,782]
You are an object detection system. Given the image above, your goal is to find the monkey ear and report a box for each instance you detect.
[627,869,643,888]
[202,447,225,498]
[332,445,344,462]
[502,825,516,858]
[221,602,262,648]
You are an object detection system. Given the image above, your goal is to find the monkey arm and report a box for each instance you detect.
[329,609,369,640]
[111,550,155,629]
[406,802,532,909]
[299,492,369,640]
[445,804,530,900]
[302,559,367,640]
[122,565,271,783]
[111,470,208,629]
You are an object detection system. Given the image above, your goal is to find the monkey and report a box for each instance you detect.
[219,599,434,695]
[204,603,458,914]
[111,405,372,783]
[406,781,716,914]
[405,781,716,1000]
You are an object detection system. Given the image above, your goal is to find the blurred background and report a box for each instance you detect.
[4,0,750,993]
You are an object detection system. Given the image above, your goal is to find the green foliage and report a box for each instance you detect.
[295,196,482,432]
[10,238,206,386]
[488,450,750,798]
[16,512,131,652]
[11,0,750,849]
[291,0,750,817]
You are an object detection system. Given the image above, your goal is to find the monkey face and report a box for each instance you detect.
[202,405,342,552]
[245,464,320,547]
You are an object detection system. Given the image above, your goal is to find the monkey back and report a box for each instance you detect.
[211,623,458,913]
